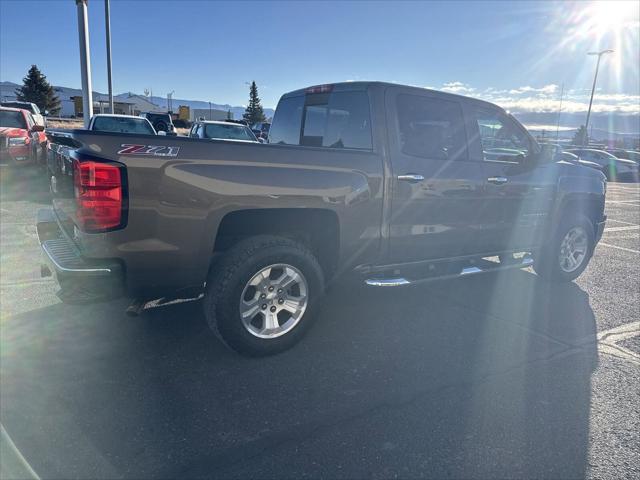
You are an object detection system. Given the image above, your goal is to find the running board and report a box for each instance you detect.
[365,255,534,287]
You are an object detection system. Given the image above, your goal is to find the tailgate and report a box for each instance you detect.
[47,139,77,239]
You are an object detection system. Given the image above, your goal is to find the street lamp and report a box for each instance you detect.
[105,0,114,114]
[584,49,613,145]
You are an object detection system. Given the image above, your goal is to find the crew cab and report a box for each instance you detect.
[0,106,46,165]
[39,82,607,356]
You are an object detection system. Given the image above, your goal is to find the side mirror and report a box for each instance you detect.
[257,137,265,143]
[157,131,167,136]
[33,124,45,132]
[44,110,50,116]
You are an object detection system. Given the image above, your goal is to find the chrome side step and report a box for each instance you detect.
[365,254,534,287]
[364,277,411,287]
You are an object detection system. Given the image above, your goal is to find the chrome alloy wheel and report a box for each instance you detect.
[239,264,308,339]
[558,226,588,273]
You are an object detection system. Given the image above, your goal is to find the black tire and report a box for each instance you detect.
[534,214,595,283]
[203,235,324,356]
[155,121,168,132]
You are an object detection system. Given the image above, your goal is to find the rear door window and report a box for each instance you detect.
[395,94,468,161]
[270,91,372,150]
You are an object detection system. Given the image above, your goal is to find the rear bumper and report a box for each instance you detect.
[595,215,606,244]
[37,208,124,303]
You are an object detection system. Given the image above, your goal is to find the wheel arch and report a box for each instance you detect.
[211,208,340,280]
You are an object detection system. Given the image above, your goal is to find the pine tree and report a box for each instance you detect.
[242,81,266,125]
[14,65,61,115]
[572,125,588,145]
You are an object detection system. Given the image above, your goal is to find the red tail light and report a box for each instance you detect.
[73,160,124,232]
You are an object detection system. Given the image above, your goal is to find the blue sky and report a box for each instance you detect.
[1,0,639,118]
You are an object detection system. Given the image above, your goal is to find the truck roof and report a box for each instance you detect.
[92,114,145,119]
[281,81,502,111]
[0,106,26,113]
[196,120,247,126]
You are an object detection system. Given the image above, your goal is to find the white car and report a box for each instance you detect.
[1,101,46,127]
[566,148,639,182]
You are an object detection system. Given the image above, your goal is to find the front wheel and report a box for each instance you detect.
[534,214,594,282]
[203,235,324,356]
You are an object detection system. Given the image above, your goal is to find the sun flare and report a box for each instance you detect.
[584,1,639,34]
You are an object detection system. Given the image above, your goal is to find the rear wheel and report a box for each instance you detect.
[203,235,324,356]
[534,214,594,282]
[155,121,168,132]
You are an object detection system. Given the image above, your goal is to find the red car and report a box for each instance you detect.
[0,106,46,165]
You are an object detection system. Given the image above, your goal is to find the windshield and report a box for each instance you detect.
[0,110,26,129]
[92,116,155,135]
[204,123,256,141]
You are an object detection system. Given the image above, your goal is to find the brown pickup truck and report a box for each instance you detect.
[39,82,607,356]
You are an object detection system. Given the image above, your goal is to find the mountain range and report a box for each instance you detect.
[0,81,275,120]
[1,81,638,141]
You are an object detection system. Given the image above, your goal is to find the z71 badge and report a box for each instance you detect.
[117,144,180,157]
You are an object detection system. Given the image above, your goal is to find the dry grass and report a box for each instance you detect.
[46,119,84,129]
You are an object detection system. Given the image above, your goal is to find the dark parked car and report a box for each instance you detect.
[139,112,175,134]
[251,121,271,139]
[566,148,638,181]
[41,81,607,356]
[189,120,258,142]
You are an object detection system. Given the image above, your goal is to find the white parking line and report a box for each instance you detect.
[603,225,640,233]
[607,219,639,226]
[0,424,40,479]
[598,242,640,254]
[597,321,640,365]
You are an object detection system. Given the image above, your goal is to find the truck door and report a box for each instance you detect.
[467,105,556,253]
[386,89,486,262]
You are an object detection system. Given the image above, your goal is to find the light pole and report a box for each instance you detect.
[104,0,114,114]
[76,0,93,128]
[584,49,613,145]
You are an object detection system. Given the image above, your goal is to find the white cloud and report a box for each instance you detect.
[434,81,639,115]
[440,81,476,94]
[508,84,559,95]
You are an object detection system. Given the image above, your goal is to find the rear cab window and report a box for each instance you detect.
[269,88,372,150]
[92,116,155,135]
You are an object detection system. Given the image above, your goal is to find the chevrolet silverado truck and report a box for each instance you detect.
[39,82,607,356]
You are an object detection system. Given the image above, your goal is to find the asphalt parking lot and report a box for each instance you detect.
[1,169,638,479]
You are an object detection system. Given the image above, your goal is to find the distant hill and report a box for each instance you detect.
[0,81,274,120]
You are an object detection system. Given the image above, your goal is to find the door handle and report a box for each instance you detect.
[398,174,425,183]
[487,176,508,185]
